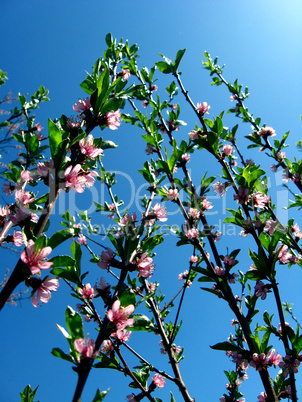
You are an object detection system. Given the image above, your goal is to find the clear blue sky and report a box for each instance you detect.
[1,1,302,401]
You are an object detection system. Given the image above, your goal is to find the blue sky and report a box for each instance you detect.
[1,1,302,401]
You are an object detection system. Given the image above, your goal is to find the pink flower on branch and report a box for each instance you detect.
[31,276,59,307]
[106,300,135,330]
[78,283,95,299]
[79,134,103,159]
[196,102,210,115]
[15,190,35,205]
[97,247,114,270]
[151,203,167,222]
[213,181,227,196]
[73,97,91,113]
[222,144,233,156]
[122,69,131,80]
[257,392,267,401]
[137,253,154,278]
[166,189,179,201]
[257,126,276,138]
[106,109,121,130]
[21,239,53,275]
[152,373,166,389]
[255,281,269,300]
[64,164,98,193]
[185,228,199,239]
[74,336,98,361]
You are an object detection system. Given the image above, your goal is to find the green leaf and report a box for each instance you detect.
[65,306,84,340]
[48,228,75,249]
[210,341,238,352]
[20,385,39,402]
[170,392,176,402]
[155,61,173,74]
[48,118,62,161]
[173,49,186,71]
[71,241,82,276]
[94,354,121,370]
[51,347,74,363]
[130,314,155,332]
[27,136,39,154]
[91,388,110,402]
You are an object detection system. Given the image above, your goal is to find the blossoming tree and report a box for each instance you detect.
[1,34,302,401]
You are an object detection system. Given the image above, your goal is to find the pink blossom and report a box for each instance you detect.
[77,234,87,244]
[73,97,91,113]
[214,266,225,276]
[15,190,35,205]
[187,207,200,219]
[101,340,113,356]
[279,355,300,377]
[190,255,198,263]
[257,126,276,138]
[112,329,132,342]
[106,109,121,130]
[185,228,199,239]
[152,373,166,389]
[142,100,149,108]
[151,85,158,91]
[222,144,233,156]
[263,218,278,236]
[277,151,286,160]
[21,170,34,182]
[292,172,301,183]
[13,231,24,247]
[250,353,267,371]
[21,239,53,275]
[235,373,248,386]
[257,392,267,401]
[9,206,31,225]
[189,130,199,140]
[67,117,81,129]
[230,94,237,101]
[246,159,255,166]
[119,213,136,227]
[234,187,250,204]
[31,276,59,307]
[270,164,278,172]
[252,192,270,208]
[267,349,282,367]
[255,281,269,300]
[152,203,167,222]
[78,283,95,299]
[74,336,98,360]
[201,198,213,210]
[292,223,302,238]
[196,102,210,115]
[228,273,239,284]
[137,253,154,278]
[36,162,50,178]
[83,170,98,187]
[166,189,179,200]
[122,69,131,80]
[106,300,135,330]
[277,245,292,264]
[64,164,87,193]
[178,270,189,281]
[223,255,235,266]
[212,230,222,241]
[213,181,226,196]
[181,153,191,163]
[126,394,136,402]
[79,134,103,159]
[219,397,226,402]
[97,248,114,269]
[145,144,154,155]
